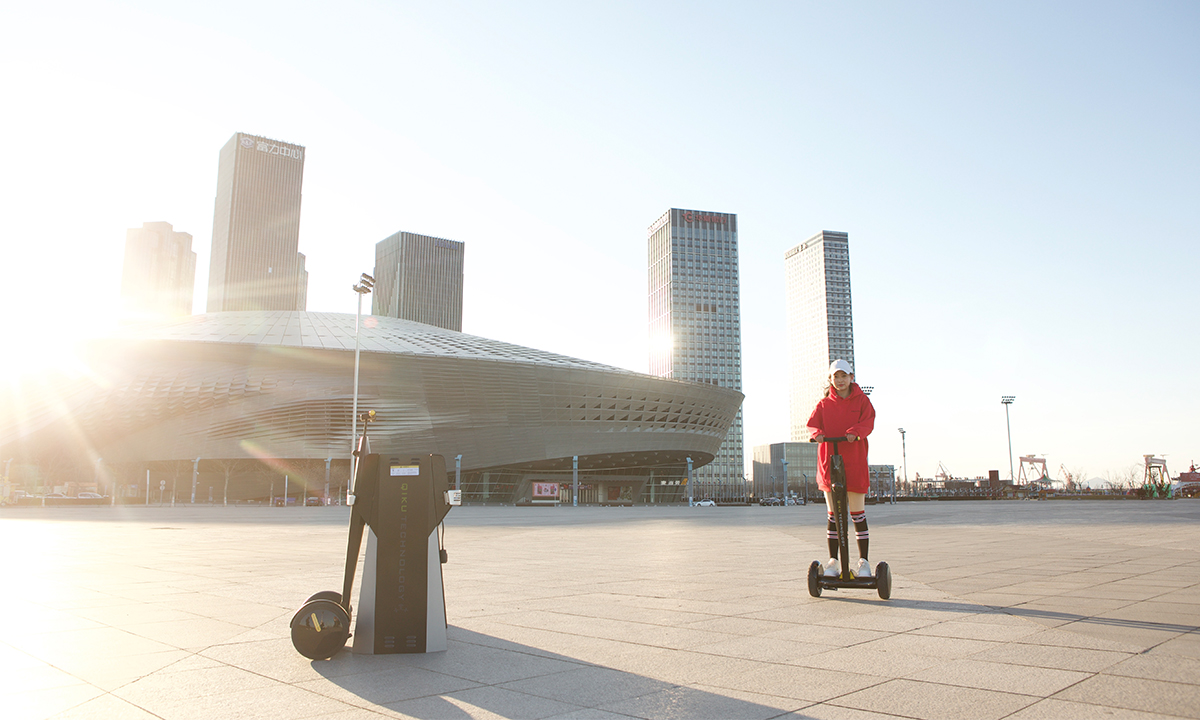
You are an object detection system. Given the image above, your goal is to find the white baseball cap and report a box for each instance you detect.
[829,359,854,375]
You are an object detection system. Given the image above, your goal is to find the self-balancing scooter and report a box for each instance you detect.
[289,410,377,660]
[807,436,892,600]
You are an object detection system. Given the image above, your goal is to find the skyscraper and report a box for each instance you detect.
[371,232,465,331]
[206,132,308,313]
[648,208,744,497]
[785,230,855,441]
[120,221,196,317]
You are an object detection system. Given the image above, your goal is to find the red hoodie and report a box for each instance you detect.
[806,382,876,493]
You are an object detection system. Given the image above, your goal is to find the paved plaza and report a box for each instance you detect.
[3,500,1199,719]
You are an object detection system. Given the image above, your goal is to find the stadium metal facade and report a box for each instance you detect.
[0,312,742,505]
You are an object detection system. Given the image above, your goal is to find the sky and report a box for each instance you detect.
[1,1,1197,485]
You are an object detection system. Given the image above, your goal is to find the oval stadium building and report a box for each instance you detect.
[1,312,744,505]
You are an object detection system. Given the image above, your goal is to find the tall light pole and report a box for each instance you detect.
[1001,396,1016,484]
[350,273,374,483]
[781,457,789,505]
[898,428,907,502]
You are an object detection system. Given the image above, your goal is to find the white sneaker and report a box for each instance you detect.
[853,558,872,578]
[823,558,839,577]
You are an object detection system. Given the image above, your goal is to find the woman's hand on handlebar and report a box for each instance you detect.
[845,434,857,443]
[811,433,824,443]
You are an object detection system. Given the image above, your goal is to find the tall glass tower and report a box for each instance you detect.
[648,208,744,499]
[207,132,308,313]
[785,230,855,441]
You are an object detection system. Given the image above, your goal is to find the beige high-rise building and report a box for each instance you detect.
[206,132,308,313]
[785,230,855,441]
[372,232,464,331]
[648,208,744,500]
[120,221,196,317]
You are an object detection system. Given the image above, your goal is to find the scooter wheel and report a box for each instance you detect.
[875,561,892,600]
[807,560,823,598]
[305,590,342,604]
[290,598,351,660]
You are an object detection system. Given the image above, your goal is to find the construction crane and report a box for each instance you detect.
[1018,455,1049,489]
[1144,455,1170,497]
[1058,464,1077,492]
[935,462,953,486]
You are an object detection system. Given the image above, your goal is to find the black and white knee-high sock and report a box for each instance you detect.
[851,510,869,560]
[827,512,839,558]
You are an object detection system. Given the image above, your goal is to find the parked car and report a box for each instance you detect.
[305,496,324,506]
[759,497,780,506]
[693,499,716,507]
[77,492,104,499]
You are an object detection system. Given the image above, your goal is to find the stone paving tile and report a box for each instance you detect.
[7,660,94,693]
[968,641,1133,672]
[1103,651,1200,683]
[711,662,887,703]
[132,682,356,720]
[680,615,796,637]
[1151,631,1200,660]
[598,684,795,720]
[688,683,815,714]
[850,630,1003,659]
[904,657,1090,696]
[47,693,165,720]
[598,646,766,687]
[295,665,483,708]
[788,646,948,677]
[761,623,888,647]
[1013,626,1147,653]
[499,665,674,707]
[687,635,834,665]
[830,678,1038,720]
[111,663,280,705]
[121,616,260,649]
[7,684,107,720]
[385,685,583,720]
[302,709,400,720]
[27,647,193,692]
[68,602,205,627]
[385,641,587,685]
[1154,588,1200,605]
[1004,698,1187,719]
[1052,674,1200,718]
[1050,619,1186,652]
[781,704,911,719]
[1097,600,1200,628]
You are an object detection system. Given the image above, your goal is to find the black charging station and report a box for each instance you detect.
[351,453,452,654]
[290,443,461,660]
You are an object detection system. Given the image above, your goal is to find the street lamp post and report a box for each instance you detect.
[801,472,808,505]
[350,273,375,483]
[781,458,789,505]
[898,428,907,503]
[1001,396,1016,484]
[686,457,693,506]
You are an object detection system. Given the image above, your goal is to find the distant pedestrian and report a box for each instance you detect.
[808,359,876,578]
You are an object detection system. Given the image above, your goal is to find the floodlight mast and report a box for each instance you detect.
[350,273,375,495]
[1001,396,1016,483]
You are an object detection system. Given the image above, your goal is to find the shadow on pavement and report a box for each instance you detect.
[830,595,1200,634]
[310,626,805,719]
